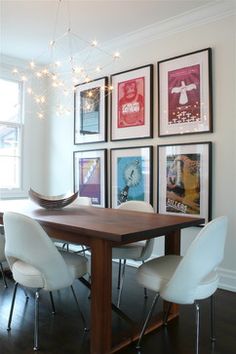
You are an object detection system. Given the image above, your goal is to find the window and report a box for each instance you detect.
[0,77,24,193]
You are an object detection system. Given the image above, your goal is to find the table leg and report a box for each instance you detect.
[90,238,112,354]
[164,229,181,319]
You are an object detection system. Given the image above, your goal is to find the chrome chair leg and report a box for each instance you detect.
[0,261,7,287]
[49,291,56,314]
[7,282,18,330]
[34,290,40,351]
[136,293,160,352]
[195,301,200,354]
[70,285,88,331]
[142,261,148,299]
[163,301,172,326]
[117,259,126,308]
[117,259,122,289]
[210,295,216,342]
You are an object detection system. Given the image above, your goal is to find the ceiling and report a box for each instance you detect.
[0,0,224,64]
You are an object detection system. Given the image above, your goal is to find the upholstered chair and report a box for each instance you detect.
[135,216,228,354]
[3,211,89,351]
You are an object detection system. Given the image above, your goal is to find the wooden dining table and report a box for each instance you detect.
[0,199,204,354]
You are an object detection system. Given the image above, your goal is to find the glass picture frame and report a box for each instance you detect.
[110,146,153,208]
[74,76,108,144]
[157,142,212,223]
[73,149,107,207]
[111,64,153,141]
[158,48,212,137]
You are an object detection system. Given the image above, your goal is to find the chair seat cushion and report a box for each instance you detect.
[112,241,146,260]
[60,250,88,278]
[137,255,219,302]
[12,260,44,288]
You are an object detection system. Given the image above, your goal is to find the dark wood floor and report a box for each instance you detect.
[0,263,235,354]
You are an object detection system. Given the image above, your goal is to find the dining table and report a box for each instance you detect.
[0,199,204,354]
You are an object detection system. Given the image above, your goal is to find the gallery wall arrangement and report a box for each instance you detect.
[73,47,213,223]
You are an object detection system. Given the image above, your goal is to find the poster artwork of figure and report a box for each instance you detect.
[168,64,200,125]
[79,157,101,204]
[166,153,200,215]
[80,87,100,134]
[117,156,144,205]
[118,77,145,128]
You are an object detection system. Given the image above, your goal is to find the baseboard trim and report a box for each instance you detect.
[218,267,236,293]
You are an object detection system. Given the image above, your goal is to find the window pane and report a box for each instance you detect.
[0,125,20,155]
[0,79,21,123]
[0,156,20,188]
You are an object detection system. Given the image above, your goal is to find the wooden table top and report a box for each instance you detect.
[0,199,204,243]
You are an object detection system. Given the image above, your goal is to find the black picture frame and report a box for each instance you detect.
[157,141,212,223]
[158,48,212,137]
[74,76,108,144]
[73,149,107,207]
[110,145,153,208]
[111,64,153,141]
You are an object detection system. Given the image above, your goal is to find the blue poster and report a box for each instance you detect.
[117,156,145,205]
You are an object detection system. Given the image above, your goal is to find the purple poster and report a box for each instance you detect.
[168,64,200,125]
[79,157,101,205]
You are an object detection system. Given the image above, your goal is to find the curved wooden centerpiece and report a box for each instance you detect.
[28,188,79,209]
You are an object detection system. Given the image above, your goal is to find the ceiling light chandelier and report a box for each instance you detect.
[11,0,121,119]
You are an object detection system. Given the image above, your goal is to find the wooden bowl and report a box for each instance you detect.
[28,188,79,209]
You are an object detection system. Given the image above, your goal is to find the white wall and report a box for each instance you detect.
[46,12,236,291]
[2,8,235,291]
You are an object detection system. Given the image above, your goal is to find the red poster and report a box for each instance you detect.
[168,64,200,125]
[117,77,145,128]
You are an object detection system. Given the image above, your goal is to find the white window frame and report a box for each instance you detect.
[0,69,26,199]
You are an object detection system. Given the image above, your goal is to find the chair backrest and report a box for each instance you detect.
[160,216,228,304]
[3,212,74,291]
[117,201,155,260]
[76,196,92,206]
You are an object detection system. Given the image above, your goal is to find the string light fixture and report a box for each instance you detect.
[11,0,120,119]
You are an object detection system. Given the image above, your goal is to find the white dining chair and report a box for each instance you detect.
[0,225,8,287]
[3,211,89,351]
[112,201,155,308]
[135,216,228,354]
[54,196,92,254]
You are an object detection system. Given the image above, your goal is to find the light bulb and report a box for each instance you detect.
[113,52,120,60]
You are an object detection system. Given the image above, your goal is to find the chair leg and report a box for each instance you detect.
[195,301,200,354]
[0,261,7,288]
[117,259,122,289]
[210,295,216,342]
[117,259,126,308]
[163,301,172,326]
[7,282,18,330]
[49,291,56,314]
[142,261,148,299]
[70,285,88,332]
[136,293,160,352]
[33,290,40,351]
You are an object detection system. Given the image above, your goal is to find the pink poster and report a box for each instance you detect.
[117,77,145,128]
[168,64,200,125]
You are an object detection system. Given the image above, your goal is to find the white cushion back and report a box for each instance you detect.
[75,197,92,206]
[118,201,155,259]
[160,216,228,304]
[3,212,74,290]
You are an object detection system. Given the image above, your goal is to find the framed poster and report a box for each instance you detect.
[74,76,108,144]
[158,48,212,136]
[73,149,107,207]
[111,64,153,141]
[111,146,153,208]
[158,142,212,223]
